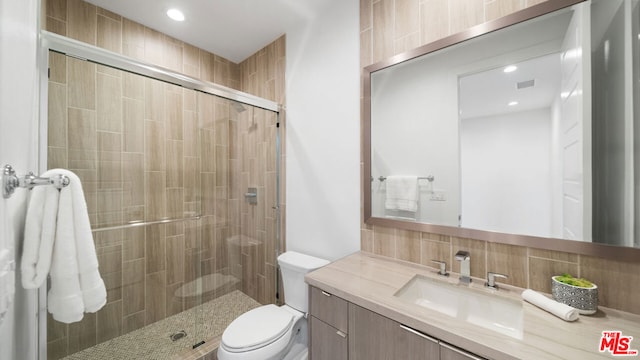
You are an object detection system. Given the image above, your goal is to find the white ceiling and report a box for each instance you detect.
[84,0,333,63]
[459,53,562,120]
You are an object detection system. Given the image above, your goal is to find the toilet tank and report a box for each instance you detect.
[277,251,330,313]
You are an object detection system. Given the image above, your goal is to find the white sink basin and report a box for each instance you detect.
[394,275,523,339]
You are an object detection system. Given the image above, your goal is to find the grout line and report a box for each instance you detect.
[528,255,579,265]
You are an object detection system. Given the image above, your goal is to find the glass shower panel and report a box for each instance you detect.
[192,95,279,307]
[46,51,206,359]
[232,103,280,304]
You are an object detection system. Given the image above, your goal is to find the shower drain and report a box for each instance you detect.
[170,330,187,342]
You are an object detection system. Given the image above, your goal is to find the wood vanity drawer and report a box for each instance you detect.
[309,286,348,332]
[349,303,440,360]
[310,316,348,360]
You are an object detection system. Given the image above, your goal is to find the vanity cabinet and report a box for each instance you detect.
[309,286,349,360]
[310,317,348,360]
[349,303,439,360]
[309,286,486,360]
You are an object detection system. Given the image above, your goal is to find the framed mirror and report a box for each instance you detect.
[363,0,640,262]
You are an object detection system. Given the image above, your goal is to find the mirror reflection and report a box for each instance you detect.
[369,0,640,248]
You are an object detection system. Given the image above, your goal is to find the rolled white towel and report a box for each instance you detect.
[522,289,579,322]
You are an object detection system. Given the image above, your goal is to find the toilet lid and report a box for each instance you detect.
[221,304,294,352]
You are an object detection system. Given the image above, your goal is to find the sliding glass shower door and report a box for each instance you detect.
[45,50,279,359]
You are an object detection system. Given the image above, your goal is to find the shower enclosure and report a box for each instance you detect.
[43,33,281,359]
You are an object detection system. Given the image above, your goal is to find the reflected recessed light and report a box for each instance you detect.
[508,101,519,106]
[167,8,185,21]
[504,65,517,73]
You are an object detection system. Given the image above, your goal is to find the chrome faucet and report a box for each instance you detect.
[485,272,508,290]
[455,250,471,284]
[431,259,449,277]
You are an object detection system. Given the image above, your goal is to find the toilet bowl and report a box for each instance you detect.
[217,251,329,360]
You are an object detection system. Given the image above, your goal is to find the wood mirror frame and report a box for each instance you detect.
[363,0,640,263]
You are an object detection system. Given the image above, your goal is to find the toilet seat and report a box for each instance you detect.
[221,304,294,353]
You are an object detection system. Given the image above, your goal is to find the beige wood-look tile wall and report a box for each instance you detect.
[47,52,242,359]
[239,36,287,305]
[45,0,240,88]
[360,0,640,316]
[230,106,281,306]
[43,0,286,358]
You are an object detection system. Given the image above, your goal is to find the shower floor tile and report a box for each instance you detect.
[62,290,261,360]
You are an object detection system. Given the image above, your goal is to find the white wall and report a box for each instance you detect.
[285,0,360,261]
[0,0,41,359]
[460,108,554,237]
[370,54,461,226]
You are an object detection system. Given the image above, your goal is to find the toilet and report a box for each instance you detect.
[217,251,330,360]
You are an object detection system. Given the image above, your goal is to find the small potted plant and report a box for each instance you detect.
[551,273,598,314]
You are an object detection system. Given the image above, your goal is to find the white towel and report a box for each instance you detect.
[21,169,106,323]
[385,176,419,212]
[522,289,579,322]
[21,180,58,289]
[0,249,15,325]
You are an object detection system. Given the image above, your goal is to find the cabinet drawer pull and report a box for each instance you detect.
[321,291,332,297]
[440,342,484,360]
[399,324,438,344]
[336,330,347,338]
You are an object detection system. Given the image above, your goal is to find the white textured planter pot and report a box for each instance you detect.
[551,276,598,315]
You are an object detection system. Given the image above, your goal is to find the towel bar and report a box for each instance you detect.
[2,164,70,199]
[376,175,435,182]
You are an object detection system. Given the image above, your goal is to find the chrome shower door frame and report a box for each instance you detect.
[37,29,282,359]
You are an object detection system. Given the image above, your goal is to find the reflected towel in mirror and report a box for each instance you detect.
[385,176,419,212]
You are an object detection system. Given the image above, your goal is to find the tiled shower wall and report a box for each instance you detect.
[238,36,287,306]
[44,0,285,358]
[360,0,640,315]
[47,59,241,359]
[232,105,281,305]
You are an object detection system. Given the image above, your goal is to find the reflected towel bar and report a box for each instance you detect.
[3,164,70,199]
[374,175,435,182]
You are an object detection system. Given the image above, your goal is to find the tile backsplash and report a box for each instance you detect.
[359,0,640,316]
[361,227,640,315]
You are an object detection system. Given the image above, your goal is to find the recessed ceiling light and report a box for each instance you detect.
[508,101,519,106]
[503,65,517,73]
[167,8,185,21]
